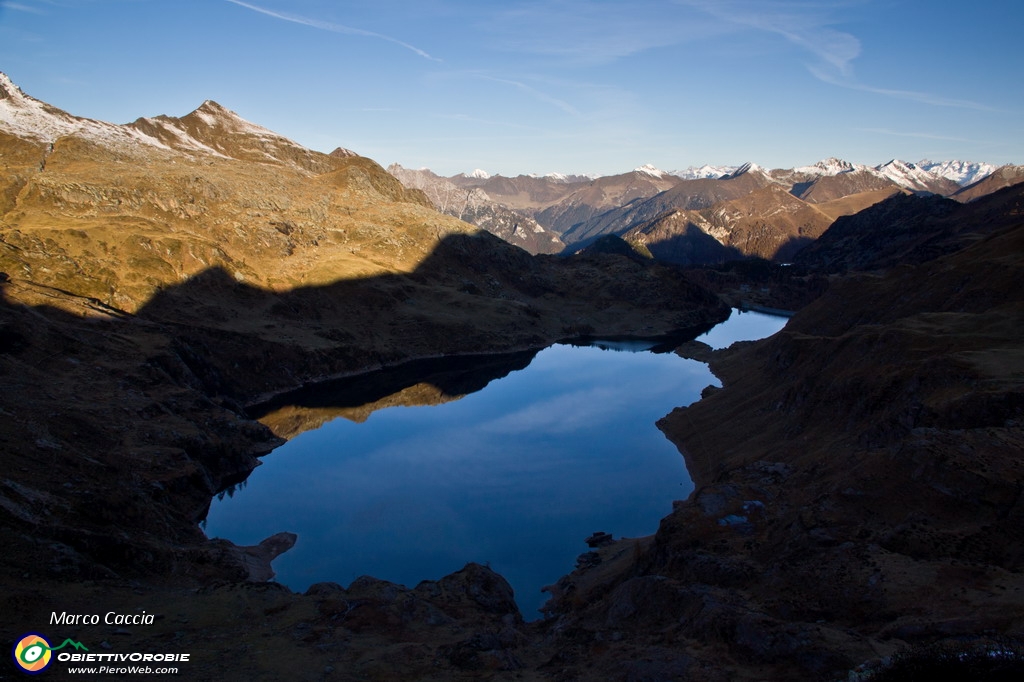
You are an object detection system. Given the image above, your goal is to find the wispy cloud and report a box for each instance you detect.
[680,0,994,111]
[477,75,580,116]
[427,70,582,117]
[224,0,440,62]
[483,0,729,66]
[818,69,998,112]
[679,0,861,77]
[2,1,47,14]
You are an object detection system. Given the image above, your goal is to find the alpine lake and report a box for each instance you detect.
[204,309,789,617]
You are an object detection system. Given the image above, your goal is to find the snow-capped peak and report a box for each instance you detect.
[0,70,174,151]
[0,71,25,100]
[542,172,592,182]
[873,159,944,191]
[468,168,491,179]
[0,72,328,172]
[917,159,997,186]
[670,164,738,180]
[522,171,597,182]
[185,100,286,140]
[724,162,767,179]
[634,164,667,178]
[794,157,860,176]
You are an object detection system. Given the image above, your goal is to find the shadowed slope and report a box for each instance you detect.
[538,216,1024,681]
[793,183,1024,273]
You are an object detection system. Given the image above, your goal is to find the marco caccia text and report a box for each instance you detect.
[51,611,155,626]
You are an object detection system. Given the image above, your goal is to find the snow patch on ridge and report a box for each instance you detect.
[634,164,667,178]
[0,73,319,169]
[873,159,945,192]
[724,162,768,179]
[0,71,171,151]
[918,159,997,186]
[671,164,738,180]
[188,100,303,146]
[794,157,866,176]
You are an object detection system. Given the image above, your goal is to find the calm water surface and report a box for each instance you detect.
[204,309,787,617]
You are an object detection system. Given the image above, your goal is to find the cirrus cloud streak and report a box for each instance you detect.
[224,0,440,62]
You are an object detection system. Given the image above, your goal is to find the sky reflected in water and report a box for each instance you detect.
[696,308,791,349]
[204,310,787,617]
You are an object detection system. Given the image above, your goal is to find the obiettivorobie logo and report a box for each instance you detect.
[12,633,88,674]
[12,630,191,676]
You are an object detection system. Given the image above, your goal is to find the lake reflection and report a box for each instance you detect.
[204,310,787,617]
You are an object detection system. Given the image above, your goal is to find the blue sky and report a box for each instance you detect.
[1,0,1021,176]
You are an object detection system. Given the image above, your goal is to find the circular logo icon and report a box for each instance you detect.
[12,633,52,674]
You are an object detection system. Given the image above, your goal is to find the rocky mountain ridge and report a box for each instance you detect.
[0,73,352,175]
[408,155,1019,265]
[386,164,565,254]
[461,157,996,188]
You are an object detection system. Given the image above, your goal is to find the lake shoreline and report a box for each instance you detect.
[207,311,786,617]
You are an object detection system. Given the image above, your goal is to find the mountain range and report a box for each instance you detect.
[393,156,1020,262]
[7,68,1014,269]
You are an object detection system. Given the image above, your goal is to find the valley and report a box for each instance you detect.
[1,72,1023,680]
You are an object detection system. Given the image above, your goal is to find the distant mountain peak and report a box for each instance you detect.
[867,159,965,195]
[874,159,938,188]
[795,157,857,176]
[917,159,998,186]
[634,164,667,178]
[724,162,764,178]
[879,158,914,171]
[671,164,737,180]
[468,168,491,179]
